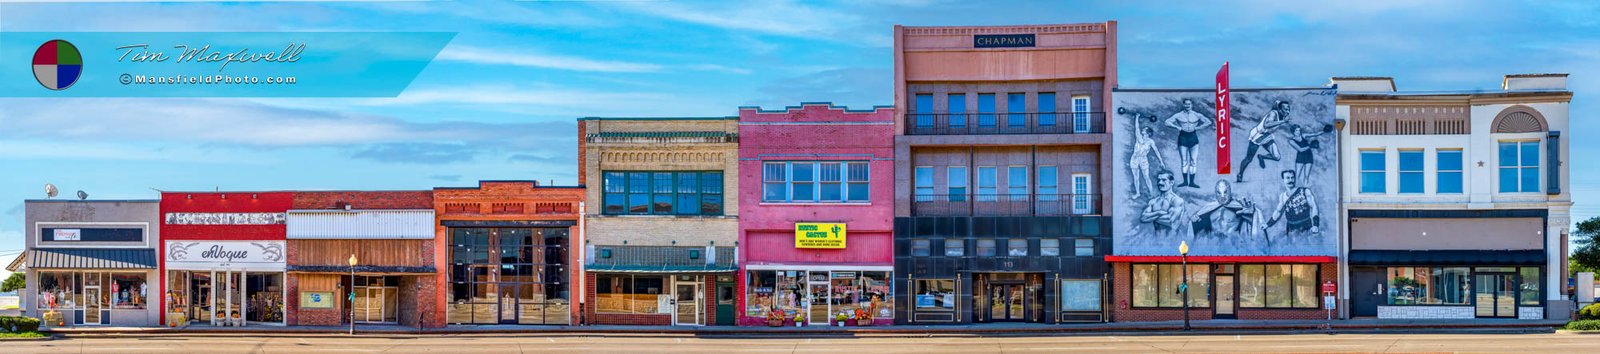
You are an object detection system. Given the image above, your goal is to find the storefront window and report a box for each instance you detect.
[109,273,148,310]
[915,279,955,311]
[37,271,79,309]
[595,274,664,314]
[1385,267,1469,305]
[860,272,893,318]
[1519,267,1541,306]
[745,271,776,317]
[1238,264,1319,308]
[1131,264,1209,308]
[1060,279,1101,311]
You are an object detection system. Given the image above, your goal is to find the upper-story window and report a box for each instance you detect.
[1499,141,1540,193]
[1038,93,1057,126]
[762,161,869,203]
[1437,149,1464,194]
[602,171,723,215]
[1037,166,1059,201]
[1398,149,1424,194]
[915,94,934,128]
[948,166,968,202]
[1359,150,1386,194]
[1007,93,1026,128]
[1072,96,1092,133]
[977,166,997,201]
[1072,173,1094,214]
[948,94,967,128]
[915,166,934,202]
[977,94,996,128]
[1006,166,1028,200]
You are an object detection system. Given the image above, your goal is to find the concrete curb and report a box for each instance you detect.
[49,323,1561,338]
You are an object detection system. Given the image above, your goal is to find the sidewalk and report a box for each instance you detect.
[46,318,1567,337]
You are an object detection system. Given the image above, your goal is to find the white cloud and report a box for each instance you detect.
[437,45,664,73]
[601,0,889,46]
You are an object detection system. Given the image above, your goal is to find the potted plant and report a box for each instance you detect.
[765,308,786,327]
[793,313,805,327]
[854,308,873,326]
[835,312,847,327]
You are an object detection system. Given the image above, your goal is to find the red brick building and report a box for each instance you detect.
[285,191,442,328]
[433,181,585,325]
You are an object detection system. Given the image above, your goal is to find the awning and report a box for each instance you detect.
[1104,255,1336,263]
[583,264,737,273]
[5,253,24,272]
[25,248,157,269]
[1348,250,1547,266]
[287,265,436,274]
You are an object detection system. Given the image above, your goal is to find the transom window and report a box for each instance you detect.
[762,161,869,203]
[602,171,723,215]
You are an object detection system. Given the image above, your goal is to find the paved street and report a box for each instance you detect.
[8,332,1600,353]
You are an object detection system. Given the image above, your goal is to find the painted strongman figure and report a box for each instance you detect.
[1140,170,1187,239]
[1266,169,1320,237]
[1164,98,1212,188]
[1191,179,1261,238]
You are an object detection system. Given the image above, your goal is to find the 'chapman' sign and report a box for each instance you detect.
[165,240,286,271]
[974,34,1036,48]
[795,223,847,249]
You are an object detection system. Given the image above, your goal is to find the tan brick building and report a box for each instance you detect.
[579,117,740,326]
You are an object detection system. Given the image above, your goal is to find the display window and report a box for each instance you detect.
[1238,264,1321,308]
[1131,264,1210,308]
[914,279,955,310]
[595,274,664,314]
[743,270,894,321]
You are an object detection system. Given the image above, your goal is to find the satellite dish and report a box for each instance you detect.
[45,184,58,198]
[76,190,88,200]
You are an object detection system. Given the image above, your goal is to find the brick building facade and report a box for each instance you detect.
[285,191,441,328]
[434,181,584,325]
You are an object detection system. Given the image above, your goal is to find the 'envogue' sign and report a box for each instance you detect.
[974,34,1036,48]
[165,241,286,271]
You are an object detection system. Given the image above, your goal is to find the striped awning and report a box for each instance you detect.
[25,248,157,269]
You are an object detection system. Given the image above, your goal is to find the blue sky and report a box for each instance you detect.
[1,0,1597,278]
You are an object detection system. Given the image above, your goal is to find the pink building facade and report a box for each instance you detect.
[736,103,897,326]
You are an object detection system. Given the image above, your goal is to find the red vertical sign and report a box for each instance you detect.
[1215,62,1231,175]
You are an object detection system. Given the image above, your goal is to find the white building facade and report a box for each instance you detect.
[1335,74,1573,320]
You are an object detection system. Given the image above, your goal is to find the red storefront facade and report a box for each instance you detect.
[159,192,294,327]
[736,104,897,326]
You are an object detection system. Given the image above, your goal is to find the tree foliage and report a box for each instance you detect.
[0,273,22,293]
[1574,217,1600,275]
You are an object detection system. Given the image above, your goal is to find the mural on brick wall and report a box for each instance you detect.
[1111,88,1338,256]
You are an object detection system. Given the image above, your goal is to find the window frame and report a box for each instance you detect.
[1236,264,1321,309]
[947,166,968,202]
[914,93,934,128]
[914,166,934,202]
[601,170,723,215]
[1359,149,1387,194]
[1071,95,1092,133]
[761,161,871,203]
[1436,149,1464,194]
[1130,264,1211,309]
[1071,173,1093,214]
[1397,149,1425,194]
[1498,140,1541,193]
[947,93,967,128]
[1038,92,1057,126]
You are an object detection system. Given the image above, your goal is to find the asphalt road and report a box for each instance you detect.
[9,332,1599,353]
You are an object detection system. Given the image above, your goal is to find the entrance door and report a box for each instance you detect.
[1351,269,1382,317]
[987,284,1026,321]
[83,287,102,325]
[499,284,518,324]
[674,280,702,326]
[808,282,830,325]
[1214,275,1236,319]
[715,276,736,326]
[1474,273,1517,318]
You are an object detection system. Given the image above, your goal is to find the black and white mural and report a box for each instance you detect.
[1111,88,1338,256]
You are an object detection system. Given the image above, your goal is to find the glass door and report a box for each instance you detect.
[674,279,701,326]
[1215,275,1236,319]
[83,287,102,325]
[808,282,830,325]
[1005,285,1025,320]
[190,272,212,323]
[1474,273,1517,318]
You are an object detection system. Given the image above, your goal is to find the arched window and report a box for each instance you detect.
[1491,106,1547,134]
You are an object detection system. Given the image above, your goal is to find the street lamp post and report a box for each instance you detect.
[1179,241,1190,331]
[348,254,358,336]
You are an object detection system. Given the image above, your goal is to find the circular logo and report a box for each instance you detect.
[32,39,83,90]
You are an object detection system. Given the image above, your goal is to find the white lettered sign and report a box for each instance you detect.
[164,240,286,271]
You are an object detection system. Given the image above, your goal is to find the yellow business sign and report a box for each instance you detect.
[795,223,847,249]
